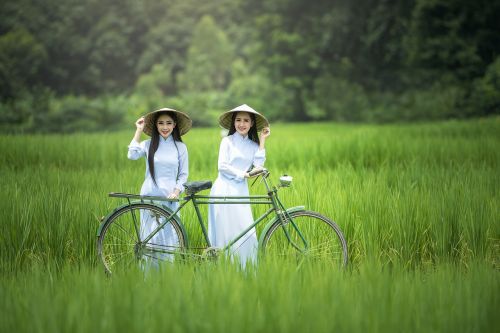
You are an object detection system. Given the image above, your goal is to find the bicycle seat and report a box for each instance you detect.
[184,181,212,195]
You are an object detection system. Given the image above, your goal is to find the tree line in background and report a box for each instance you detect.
[0,0,499,133]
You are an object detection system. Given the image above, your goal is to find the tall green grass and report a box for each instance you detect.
[0,118,498,332]
[1,118,498,270]
[0,261,498,332]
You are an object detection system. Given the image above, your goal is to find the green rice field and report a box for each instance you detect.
[0,118,499,332]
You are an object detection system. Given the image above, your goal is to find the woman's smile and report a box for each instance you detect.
[234,112,253,135]
[156,114,176,138]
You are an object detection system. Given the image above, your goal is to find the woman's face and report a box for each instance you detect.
[234,112,253,136]
[156,114,176,139]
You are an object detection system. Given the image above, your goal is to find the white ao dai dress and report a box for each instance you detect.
[208,133,266,265]
[128,135,188,263]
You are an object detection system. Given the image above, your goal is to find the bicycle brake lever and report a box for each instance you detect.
[250,175,260,187]
[251,174,266,188]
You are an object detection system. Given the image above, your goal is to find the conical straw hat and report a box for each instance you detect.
[143,107,192,136]
[218,104,269,131]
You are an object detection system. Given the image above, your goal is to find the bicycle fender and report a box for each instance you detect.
[96,202,134,237]
[96,201,188,246]
[258,206,305,246]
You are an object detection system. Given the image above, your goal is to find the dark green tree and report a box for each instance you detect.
[0,28,47,100]
[182,15,234,92]
[405,0,500,85]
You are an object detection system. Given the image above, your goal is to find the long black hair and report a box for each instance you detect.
[148,111,182,185]
[228,112,260,145]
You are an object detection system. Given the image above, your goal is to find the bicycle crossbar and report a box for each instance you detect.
[193,195,272,205]
[195,195,269,199]
[109,192,272,204]
[195,200,272,205]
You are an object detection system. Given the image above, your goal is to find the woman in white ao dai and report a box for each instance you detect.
[208,105,271,266]
[128,108,192,264]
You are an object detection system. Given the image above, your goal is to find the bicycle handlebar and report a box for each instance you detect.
[248,167,268,177]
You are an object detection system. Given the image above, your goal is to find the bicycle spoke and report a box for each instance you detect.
[103,251,133,266]
[103,246,134,256]
[103,243,135,247]
[109,220,135,242]
[107,232,135,244]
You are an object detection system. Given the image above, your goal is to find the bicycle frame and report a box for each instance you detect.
[103,169,310,257]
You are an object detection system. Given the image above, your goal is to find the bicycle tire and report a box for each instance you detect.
[97,203,187,275]
[260,210,348,267]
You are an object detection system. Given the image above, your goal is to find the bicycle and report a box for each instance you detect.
[96,168,348,274]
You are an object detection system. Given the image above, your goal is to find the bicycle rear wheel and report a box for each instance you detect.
[261,210,348,267]
[97,203,186,275]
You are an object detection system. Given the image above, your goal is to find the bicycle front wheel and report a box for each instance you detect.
[261,210,348,267]
[97,203,186,275]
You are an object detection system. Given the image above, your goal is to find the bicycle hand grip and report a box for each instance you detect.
[248,168,264,177]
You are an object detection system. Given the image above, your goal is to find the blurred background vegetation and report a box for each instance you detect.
[0,0,499,133]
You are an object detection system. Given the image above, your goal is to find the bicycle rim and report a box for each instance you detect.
[97,204,186,274]
[261,210,348,267]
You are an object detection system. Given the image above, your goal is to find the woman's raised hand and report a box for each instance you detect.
[135,117,145,131]
[260,127,271,139]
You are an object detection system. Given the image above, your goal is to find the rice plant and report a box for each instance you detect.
[0,118,498,332]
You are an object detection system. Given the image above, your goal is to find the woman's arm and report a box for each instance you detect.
[252,149,266,168]
[259,127,270,150]
[128,117,147,160]
[253,127,270,168]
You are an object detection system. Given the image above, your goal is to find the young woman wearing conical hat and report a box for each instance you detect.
[128,107,192,264]
[208,104,271,266]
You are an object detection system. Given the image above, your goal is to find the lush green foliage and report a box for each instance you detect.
[1,0,499,132]
[1,262,498,332]
[0,120,498,331]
